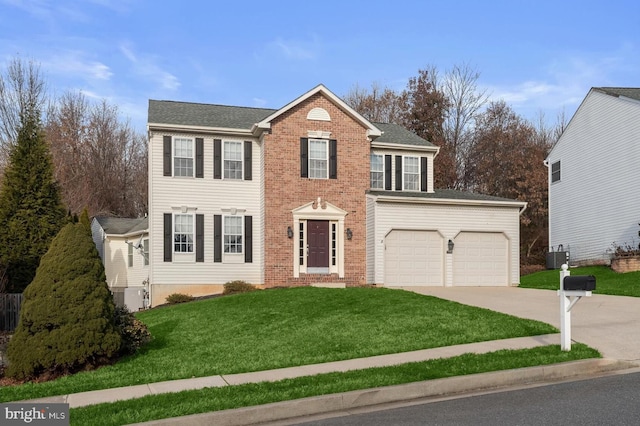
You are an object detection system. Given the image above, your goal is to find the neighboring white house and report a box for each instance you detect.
[91,216,149,311]
[146,84,526,307]
[547,87,640,265]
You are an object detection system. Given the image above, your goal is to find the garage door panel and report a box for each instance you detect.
[385,230,443,287]
[453,232,508,286]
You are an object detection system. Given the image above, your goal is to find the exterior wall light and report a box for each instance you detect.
[287,226,293,239]
[346,228,353,240]
[447,239,454,254]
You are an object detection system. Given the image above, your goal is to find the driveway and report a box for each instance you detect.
[403,286,640,363]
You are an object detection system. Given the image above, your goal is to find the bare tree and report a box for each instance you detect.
[0,57,47,174]
[343,82,404,124]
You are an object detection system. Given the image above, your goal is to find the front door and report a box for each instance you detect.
[307,220,329,270]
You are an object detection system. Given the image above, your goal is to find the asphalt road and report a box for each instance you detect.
[292,371,640,426]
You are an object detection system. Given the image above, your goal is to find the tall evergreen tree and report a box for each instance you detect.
[0,104,66,292]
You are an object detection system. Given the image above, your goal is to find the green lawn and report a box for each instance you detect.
[1,287,558,402]
[520,266,640,297]
[69,344,599,426]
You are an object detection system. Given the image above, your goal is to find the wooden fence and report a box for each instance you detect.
[0,293,23,332]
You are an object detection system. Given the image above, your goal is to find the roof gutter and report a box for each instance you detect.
[370,193,527,212]
[371,141,440,153]
[148,123,256,138]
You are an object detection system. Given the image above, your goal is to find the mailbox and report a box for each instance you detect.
[563,275,596,291]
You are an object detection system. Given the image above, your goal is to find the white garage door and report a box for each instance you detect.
[453,232,508,286]
[385,230,443,286]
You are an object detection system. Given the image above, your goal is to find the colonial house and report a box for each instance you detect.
[146,84,526,306]
[547,87,640,265]
[91,216,149,310]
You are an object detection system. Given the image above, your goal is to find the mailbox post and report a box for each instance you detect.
[558,264,594,351]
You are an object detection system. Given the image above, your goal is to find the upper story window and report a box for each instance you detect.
[173,137,194,177]
[128,243,133,267]
[403,156,420,191]
[174,213,194,253]
[224,216,243,254]
[309,139,328,179]
[551,160,561,183]
[370,154,384,189]
[224,141,243,179]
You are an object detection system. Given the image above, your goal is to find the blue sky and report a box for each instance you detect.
[1,0,638,133]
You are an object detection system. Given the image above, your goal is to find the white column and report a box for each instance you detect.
[559,264,571,351]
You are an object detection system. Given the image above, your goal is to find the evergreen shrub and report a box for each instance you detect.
[223,280,257,295]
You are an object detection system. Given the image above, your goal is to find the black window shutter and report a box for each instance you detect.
[384,155,392,190]
[329,139,337,179]
[214,139,222,179]
[244,215,253,263]
[196,214,204,262]
[195,138,204,178]
[163,213,172,262]
[244,141,252,180]
[395,156,402,191]
[300,138,308,178]
[421,157,428,192]
[163,136,172,176]
[214,214,222,263]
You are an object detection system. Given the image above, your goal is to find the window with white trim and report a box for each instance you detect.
[224,216,243,254]
[370,154,384,189]
[174,214,194,253]
[551,160,561,183]
[128,243,133,267]
[224,141,243,179]
[143,239,149,266]
[173,137,194,177]
[403,156,420,191]
[309,139,328,179]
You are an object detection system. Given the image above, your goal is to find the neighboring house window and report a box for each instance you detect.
[224,141,243,179]
[403,156,420,191]
[174,214,194,253]
[309,139,328,179]
[174,137,194,177]
[143,239,149,266]
[370,154,384,189]
[128,243,133,267]
[224,216,243,254]
[551,160,561,183]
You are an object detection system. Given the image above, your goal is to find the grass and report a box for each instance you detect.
[520,265,640,297]
[0,287,557,402]
[69,344,600,426]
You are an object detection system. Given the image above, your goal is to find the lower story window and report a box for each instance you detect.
[174,214,194,253]
[224,216,243,253]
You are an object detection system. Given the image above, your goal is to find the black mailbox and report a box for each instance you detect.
[563,275,596,291]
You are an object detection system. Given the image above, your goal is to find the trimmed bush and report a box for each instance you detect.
[223,280,257,295]
[113,306,152,356]
[6,220,121,380]
[165,293,194,304]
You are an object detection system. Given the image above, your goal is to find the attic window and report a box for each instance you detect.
[307,107,331,121]
[551,160,561,183]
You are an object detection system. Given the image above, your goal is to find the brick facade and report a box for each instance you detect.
[263,93,369,287]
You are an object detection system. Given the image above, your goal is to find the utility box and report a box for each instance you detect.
[546,251,569,269]
[563,275,596,291]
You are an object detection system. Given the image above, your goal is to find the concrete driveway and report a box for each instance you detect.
[403,286,640,363]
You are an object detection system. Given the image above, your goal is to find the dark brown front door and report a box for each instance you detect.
[307,220,329,268]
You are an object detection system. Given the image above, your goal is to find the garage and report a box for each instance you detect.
[384,230,443,286]
[453,232,508,286]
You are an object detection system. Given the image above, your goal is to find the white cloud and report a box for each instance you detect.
[43,51,113,81]
[257,36,322,63]
[119,43,180,91]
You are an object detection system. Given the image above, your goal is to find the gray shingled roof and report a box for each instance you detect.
[95,217,148,235]
[367,189,524,203]
[148,100,275,129]
[148,100,434,147]
[594,87,640,102]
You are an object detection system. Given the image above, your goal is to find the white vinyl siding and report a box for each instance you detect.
[309,139,328,179]
[370,154,384,189]
[148,132,262,293]
[173,137,193,177]
[548,90,640,264]
[367,195,521,286]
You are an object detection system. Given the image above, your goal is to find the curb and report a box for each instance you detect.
[130,358,637,426]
